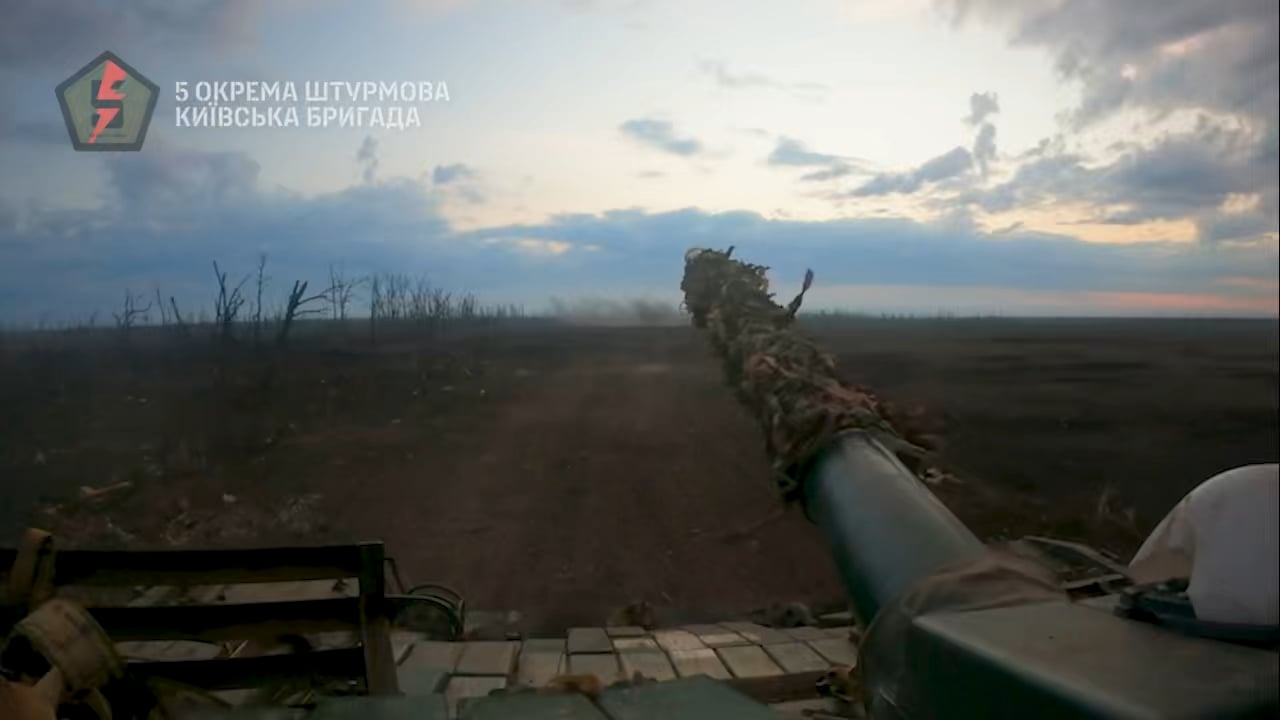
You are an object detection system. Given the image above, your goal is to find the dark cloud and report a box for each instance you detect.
[947,1,1277,242]
[0,0,259,67]
[105,145,262,214]
[962,150,1089,213]
[964,120,1278,242]
[1102,124,1265,221]
[852,146,973,196]
[432,163,475,185]
[357,136,379,185]
[965,91,1000,125]
[946,0,1276,128]
[972,122,997,177]
[698,60,828,98]
[618,118,703,156]
[0,117,66,145]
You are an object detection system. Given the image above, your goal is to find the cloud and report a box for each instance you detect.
[431,163,486,205]
[454,186,487,205]
[964,91,1000,125]
[105,144,262,214]
[698,60,828,99]
[463,208,1275,315]
[0,119,65,145]
[0,0,260,67]
[800,166,857,182]
[488,237,573,256]
[964,91,1000,178]
[1101,122,1269,223]
[432,163,475,185]
[767,137,866,183]
[944,1,1277,243]
[945,0,1276,128]
[356,136,379,185]
[851,146,973,196]
[964,120,1278,242]
[767,137,843,167]
[618,118,703,156]
[972,122,997,177]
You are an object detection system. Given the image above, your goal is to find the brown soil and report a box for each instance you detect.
[1,318,1276,633]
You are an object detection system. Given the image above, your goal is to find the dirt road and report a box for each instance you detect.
[320,328,845,633]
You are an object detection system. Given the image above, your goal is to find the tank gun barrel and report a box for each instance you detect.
[803,432,983,627]
[679,246,982,627]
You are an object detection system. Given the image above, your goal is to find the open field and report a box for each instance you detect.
[1,317,1276,633]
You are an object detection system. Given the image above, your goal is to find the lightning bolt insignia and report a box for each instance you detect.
[88,60,127,144]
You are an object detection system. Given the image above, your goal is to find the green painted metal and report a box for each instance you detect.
[802,430,986,628]
[310,695,449,720]
[460,691,607,719]
[396,667,449,697]
[906,601,1280,719]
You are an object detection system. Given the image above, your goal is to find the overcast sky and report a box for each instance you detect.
[0,0,1276,321]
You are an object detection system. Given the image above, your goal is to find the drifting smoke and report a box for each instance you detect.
[547,297,684,326]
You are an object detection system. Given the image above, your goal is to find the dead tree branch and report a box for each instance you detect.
[213,261,250,343]
[327,265,363,322]
[253,254,270,346]
[169,296,190,338]
[276,280,328,347]
[112,290,152,333]
[154,287,169,326]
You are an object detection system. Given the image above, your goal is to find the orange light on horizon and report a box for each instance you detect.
[1083,290,1278,315]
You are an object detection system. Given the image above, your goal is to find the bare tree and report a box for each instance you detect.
[456,293,477,321]
[154,287,169,326]
[112,290,152,333]
[378,273,410,320]
[213,261,250,343]
[409,276,432,321]
[169,296,190,338]
[429,288,453,322]
[277,280,327,346]
[253,254,270,346]
[367,274,383,345]
[327,264,362,322]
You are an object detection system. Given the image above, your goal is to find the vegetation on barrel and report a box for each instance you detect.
[681,247,913,501]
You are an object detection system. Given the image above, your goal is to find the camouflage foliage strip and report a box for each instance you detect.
[681,247,902,501]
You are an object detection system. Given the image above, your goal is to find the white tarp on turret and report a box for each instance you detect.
[1130,463,1279,626]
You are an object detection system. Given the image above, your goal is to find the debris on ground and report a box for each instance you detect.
[749,601,818,628]
[816,663,860,704]
[77,481,133,503]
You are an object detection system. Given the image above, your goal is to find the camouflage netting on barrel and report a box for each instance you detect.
[681,247,911,502]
